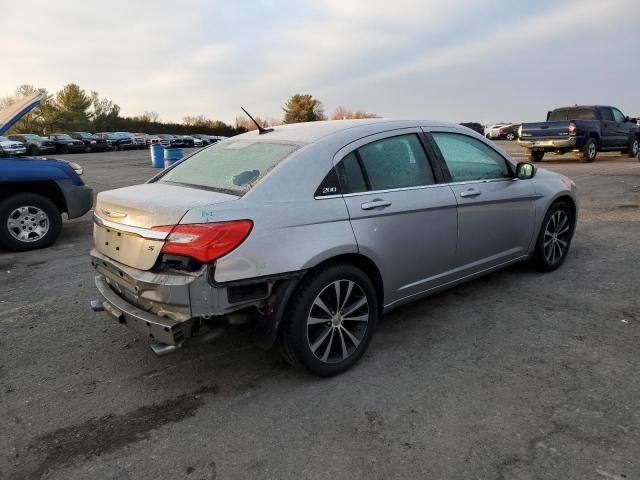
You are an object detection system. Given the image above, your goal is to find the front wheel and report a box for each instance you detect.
[623,136,639,159]
[27,145,39,156]
[533,201,575,272]
[506,132,516,141]
[0,193,62,251]
[579,137,598,163]
[279,264,378,377]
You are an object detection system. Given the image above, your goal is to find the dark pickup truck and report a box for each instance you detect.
[519,105,639,163]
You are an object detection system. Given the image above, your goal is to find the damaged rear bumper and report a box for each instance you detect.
[94,275,188,346]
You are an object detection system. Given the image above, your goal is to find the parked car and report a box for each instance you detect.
[128,133,146,150]
[48,134,85,154]
[191,134,214,146]
[96,132,134,150]
[158,134,184,148]
[143,134,162,147]
[7,134,56,156]
[90,119,577,376]
[485,123,520,141]
[459,123,484,135]
[152,134,171,147]
[179,135,195,147]
[68,132,112,152]
[0,95,93,251]
[0,135,28,157]
[519,105,640,162]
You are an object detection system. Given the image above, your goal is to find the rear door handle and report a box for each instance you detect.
[459,188,482,198]
[361,199,392,210]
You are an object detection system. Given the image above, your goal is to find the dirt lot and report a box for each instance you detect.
[1,143,639,480]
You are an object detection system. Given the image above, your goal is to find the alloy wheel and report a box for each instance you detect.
[632,138,639,156]
[306,279,369,364]
[587,142,597,160]
[7,206,50,243]
[543,210,571,265]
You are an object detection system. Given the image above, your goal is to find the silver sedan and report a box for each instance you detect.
[90,119,577,376]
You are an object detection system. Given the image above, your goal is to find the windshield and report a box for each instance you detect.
[22,134,42,140]
[0,136,9,142]
[157,140,299,195]
[54,134,73,140]
[549,108,597,121]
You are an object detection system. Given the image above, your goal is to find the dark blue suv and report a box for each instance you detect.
[0,94,93,251]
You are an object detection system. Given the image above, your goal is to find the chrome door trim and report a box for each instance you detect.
[93,213,169,240]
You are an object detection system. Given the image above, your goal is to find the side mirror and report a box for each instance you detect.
[516,162,536,180]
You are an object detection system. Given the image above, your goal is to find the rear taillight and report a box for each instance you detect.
[568,122,577,135]
[152,220,253,263]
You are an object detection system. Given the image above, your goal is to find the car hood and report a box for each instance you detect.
[0,93,43,136]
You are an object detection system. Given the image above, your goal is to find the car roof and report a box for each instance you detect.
[234,119,455,144]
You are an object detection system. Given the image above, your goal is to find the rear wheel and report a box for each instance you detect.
[279,264,378,377]
[27,145,39,156]
[623,136,639,159]
[579,137,598,163]
[528,149,544,162]
[60,145,69,154]
[0,193,62,251]
[506,132,516,141]
[533,201,574,272]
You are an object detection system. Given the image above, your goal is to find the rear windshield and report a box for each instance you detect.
[548,108,596,121]
[157,140,299,195]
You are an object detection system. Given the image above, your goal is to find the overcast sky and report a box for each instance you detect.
[3,0,639,125]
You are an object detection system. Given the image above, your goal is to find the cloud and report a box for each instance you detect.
[1,0,638,124]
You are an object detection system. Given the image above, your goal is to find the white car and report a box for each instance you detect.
[485,124,511,139]
[0,135,27,157]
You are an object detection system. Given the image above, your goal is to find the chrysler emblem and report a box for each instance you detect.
[101,208,127,219]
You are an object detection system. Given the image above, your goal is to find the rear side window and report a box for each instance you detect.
[337,152,367,194]
[431,133,510,182]
[356,134,434,190]
[158,140,299,195]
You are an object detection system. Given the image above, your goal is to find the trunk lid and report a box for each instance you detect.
[520,121,571,139]
[94,183,238,270]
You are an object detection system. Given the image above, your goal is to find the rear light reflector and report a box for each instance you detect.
[568,122,577,135]
[152,220,253,263]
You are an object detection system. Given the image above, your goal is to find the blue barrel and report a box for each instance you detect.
[164,148,183,167]
[151,144,164,168]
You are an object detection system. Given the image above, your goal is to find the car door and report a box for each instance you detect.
[611,107,631,146]
[335,129,458,306]
[600,108,618,148]
[426,129,537,275]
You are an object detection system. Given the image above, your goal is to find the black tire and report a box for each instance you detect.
[84,145,92,153]
[60,145,69,154]
[533,201,574,272]
[623,136,639,159]
[506,132,516,141]
[0,193,62,251]
[528,149,544,162]
[27,145,39,156]
[579,137,598,163]
[278,264,378,377]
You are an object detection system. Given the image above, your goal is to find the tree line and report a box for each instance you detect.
[1,85,379,136]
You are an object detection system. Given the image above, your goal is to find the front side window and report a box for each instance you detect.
[612,108,625,123]
[158,140,299,195]
[601,109,614,121]
[431,133,510,182]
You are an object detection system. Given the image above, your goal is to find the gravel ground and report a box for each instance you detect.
[1,143,639,480]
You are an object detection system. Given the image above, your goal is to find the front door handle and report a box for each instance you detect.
[361,199,392,210]
[459,188,482,198]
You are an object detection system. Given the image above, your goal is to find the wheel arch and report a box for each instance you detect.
[256,252,384,350]
[0,181,67,214]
